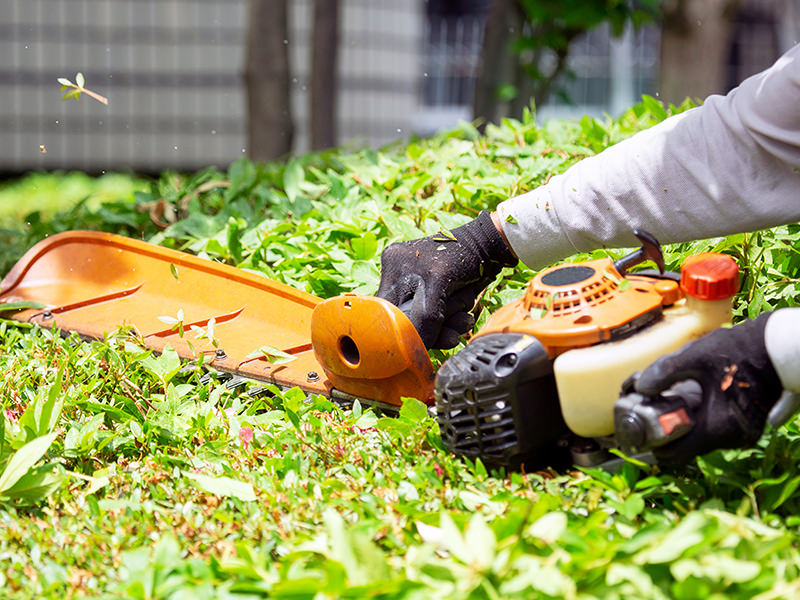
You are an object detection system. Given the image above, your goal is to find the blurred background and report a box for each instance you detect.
[1,0,799,175]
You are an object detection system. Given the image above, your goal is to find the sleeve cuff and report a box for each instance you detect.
[765,307,800,393]
[496,186,579,270]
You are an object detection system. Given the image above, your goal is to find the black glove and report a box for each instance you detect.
[633,312,784,464]
[376,211,517,349]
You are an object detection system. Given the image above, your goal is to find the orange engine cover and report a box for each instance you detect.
[476,258,678,356]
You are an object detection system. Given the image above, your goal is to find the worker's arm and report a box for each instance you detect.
[632,308,800,463]
[497,43,800,269]
[378,44,800,347]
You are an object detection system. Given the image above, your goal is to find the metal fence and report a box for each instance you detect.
[0,0,423,173]
[537,23,661,122]
[415,12,484,136]
[416,0,800,126]
[3,0,798,174]
[1,0,250,172]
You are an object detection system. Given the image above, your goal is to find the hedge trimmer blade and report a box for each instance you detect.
[1,231,434,407]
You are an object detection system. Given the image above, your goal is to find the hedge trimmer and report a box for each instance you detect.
[1,230,744,468]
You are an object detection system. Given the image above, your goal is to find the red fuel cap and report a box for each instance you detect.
[680,253,739,300]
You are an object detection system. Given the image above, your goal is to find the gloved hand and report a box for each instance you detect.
[376,210,517,349]
[633,312,784,464]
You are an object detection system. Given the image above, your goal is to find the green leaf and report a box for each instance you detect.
[351,399,362,420]
[184,472,257,502]
[771,474,800,510]
[283,160,304,202]
[227,157,257,195]
[641,94,667,121]
[354,410,377,429]
[246,345,297,365]
[399,397,428,423]
[527,512,567,544]
[397,480,419,501]
[226,216,243,264]
[0,408,5,460]
[18,369,64,440]
[438,512,468,563]
[350,233,378,260]
[464,513,496,569]
[169,263,179,281]
[350,260,380,287]
[0,432,58,494]
[671,554,761,584]
[284,407,301,430]
[75,72,85,88]
[496,83,517,101]
[621,493,645,519]
[56,77,72,86]
[377,416,413,438]
[502,557,576,597]
[0,463,64,504]
[139,345,182,386]
[42,366,65,434]
[0,301,46,313]
[634,512,707,564]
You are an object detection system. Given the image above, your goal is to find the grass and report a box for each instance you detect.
[1,98,799,598]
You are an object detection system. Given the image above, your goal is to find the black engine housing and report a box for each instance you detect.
[435,333,570,469]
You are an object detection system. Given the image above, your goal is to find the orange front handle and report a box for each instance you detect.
[311,295,436,406]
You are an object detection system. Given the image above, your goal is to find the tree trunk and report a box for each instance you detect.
[659,0,742,105]
[311,0,340,150]
[472,0,524,127]
[245,0,293,161]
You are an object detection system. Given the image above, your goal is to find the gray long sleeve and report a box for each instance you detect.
[497,43,800,271]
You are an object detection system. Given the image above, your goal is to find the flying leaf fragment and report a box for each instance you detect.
[721,364,738,391]
[39,145,47,154]
[157,309,185,336]
[191,318,218,348]
[57,72,109,105]
[505,213,518,224]
[432,227,457,242]
[169,263,179,281]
